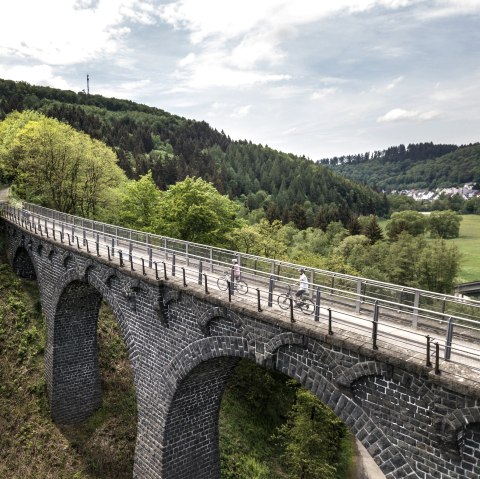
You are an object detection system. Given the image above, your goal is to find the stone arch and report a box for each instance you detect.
[134,335,416,479]
[61,250,77,270]
[12,244,37,279]
[197,306,244,335]
[134,336,253,479]
[441,407,480,452]
[334,361,392,388]
[46,266,140,424]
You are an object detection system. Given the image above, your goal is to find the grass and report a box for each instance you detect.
[379,214,480,284]
[450,216,480,283]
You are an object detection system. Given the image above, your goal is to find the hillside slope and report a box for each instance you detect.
[326,143,480,191]
[0,78,387,225]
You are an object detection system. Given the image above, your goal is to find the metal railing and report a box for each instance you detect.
[2,201,480,377]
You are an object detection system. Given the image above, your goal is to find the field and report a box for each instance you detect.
[379,215,480,284]
[450,215,480,283]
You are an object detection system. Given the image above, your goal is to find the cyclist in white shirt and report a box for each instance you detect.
[295,268,308,303]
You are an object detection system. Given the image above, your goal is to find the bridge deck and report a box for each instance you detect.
[2,203,480,387]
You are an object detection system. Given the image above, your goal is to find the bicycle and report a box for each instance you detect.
[277,285,315,315]
[217,271,248,295]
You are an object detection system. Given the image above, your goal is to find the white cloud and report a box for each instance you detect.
[311,88,337,100]
[230,105,251,118]
[377,108,439,122]
[0,0,155,65]
[0,64,73,90]
[386,76,404,90]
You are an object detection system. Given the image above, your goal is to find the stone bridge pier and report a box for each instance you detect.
[4,222,480,479]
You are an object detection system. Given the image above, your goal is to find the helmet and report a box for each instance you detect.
[232,259,238,264]
[300,268,305,273]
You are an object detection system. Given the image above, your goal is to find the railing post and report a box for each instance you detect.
[227,280,232,302]
[268,276,274,307]
[314,288,321,322]
[172,253,176,276]
[111,237,115,257]
[119,250,124,267]
[257,289,262,312]
[163,262,168,280]
[198,260,203,285]
[412,290,420,329]
[148,247,152,269]
[444,317,454,361]
[426,335,432,367]
[356,279,362,314]
[155,262,159,280]
[435,343,441,375]
[372,300,379,350]
[182,267,187,286]
[289,297,295,323]
[204,274,209,294]
[142,258,146,275]
[328,308,333,335]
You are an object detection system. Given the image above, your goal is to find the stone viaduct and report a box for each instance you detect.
[2,219,480,479]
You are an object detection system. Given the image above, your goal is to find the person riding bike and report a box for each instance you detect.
[295,268,308,305]
[231,259,241,283]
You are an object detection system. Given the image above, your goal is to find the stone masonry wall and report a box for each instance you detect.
[3,220,480,479]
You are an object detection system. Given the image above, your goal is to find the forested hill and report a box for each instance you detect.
[0,78,387,226]
[321,142,480,192]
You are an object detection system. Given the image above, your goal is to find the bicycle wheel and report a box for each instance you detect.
[277,294,291,310]
[300,299,315,315]
[236,281,248,295]
[217,277,228,291]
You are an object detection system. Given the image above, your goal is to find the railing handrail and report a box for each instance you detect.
[15,201,480,308]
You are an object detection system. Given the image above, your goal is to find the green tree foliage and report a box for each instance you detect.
[386,210,427,240]
[427,210,462,238]
[363,215,384,244]
[274,389,348,479]
[0,110,125,217]
[154,177,240,245]
[115,171,162,232]
[418,240,461,293]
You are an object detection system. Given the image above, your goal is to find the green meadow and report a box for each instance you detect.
[379,215,480,284]
[450,215,480,283]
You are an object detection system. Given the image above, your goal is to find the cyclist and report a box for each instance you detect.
[295,268,308,305]
[231,259,241,283]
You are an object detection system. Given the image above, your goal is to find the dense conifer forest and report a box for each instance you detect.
[321,142,480,191]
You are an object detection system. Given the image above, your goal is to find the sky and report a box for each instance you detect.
[1,0,480,160]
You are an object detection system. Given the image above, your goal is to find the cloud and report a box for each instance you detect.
[377,108,440,122]
[311,88,337,100]
[230,105,251,118]
[0,0,155,65]
[0,64,73,90]
[386,76,404,90]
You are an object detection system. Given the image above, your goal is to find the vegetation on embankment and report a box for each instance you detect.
[0,229,355,479]
[379,214,480,283]
[0,229,137,478]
